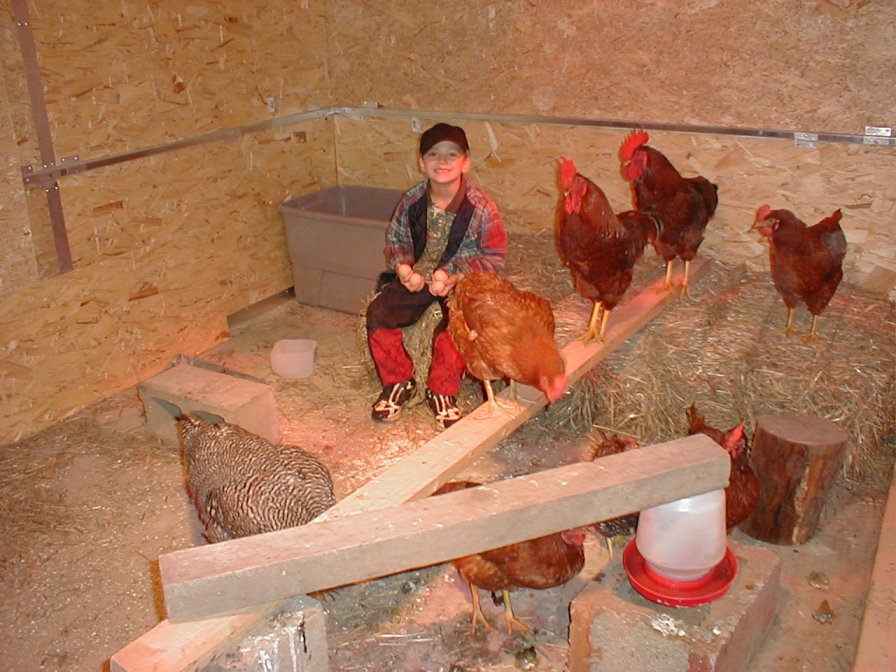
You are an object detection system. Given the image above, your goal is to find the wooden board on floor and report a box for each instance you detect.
[159,434,729,623]
[852,462,896,672]
[110,258,710,671]
[109,603,282,672]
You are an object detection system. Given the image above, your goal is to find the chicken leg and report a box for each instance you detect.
[805,314,822,342]
[656,260,676,294]
[782,307,798,336]
[580,301,608,343]
[468,585,497,633]
[679,260,693,299]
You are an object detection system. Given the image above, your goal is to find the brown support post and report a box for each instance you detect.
[12,0,74,274]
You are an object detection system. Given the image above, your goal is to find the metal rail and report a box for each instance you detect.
[21,106,894,188]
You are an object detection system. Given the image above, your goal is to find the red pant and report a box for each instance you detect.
[366,281,466,395]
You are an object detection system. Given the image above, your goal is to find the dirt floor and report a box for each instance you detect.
[1,245,894,672]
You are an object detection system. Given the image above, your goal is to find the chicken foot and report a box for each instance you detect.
[782,308,798,336]
[480,380,518,417]
[805,314,822,342]
[499,589,533,634]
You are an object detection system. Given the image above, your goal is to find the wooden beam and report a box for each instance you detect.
[852,462,896,672]
[159,434,729,623]
[111,258,711,670]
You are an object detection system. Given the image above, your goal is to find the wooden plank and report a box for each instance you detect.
[852,462,896,672]
[159,434,729,623]
[109,603,282,672]
[110,257,712,670]
[323,256,712,517]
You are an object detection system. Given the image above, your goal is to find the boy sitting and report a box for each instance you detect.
[366,123,507,428]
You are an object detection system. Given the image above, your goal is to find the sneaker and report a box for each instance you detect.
[371,380,416,422]
[426,389,462,429]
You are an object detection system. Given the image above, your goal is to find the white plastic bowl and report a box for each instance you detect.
[270,339,317,379]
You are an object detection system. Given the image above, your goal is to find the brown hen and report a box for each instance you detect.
[750,204,847,340]
[447,271,567,413]
[433,480,587,633]
[685,404,760,531]
[556,157,657,342]
[619,130,718,297]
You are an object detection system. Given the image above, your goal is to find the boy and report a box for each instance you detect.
[366,122,507,428]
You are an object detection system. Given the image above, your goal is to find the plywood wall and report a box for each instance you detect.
[327,0,894,136]
[0,0,893,442]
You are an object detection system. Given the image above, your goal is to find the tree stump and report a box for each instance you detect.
[742,413,849,545]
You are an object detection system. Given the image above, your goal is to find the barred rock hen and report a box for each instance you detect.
[176,414,335,543]
[433,480,587,633]
[556,157,657,342]
[619,130,718,297]
[447,271,567,413]
[685,404,759,531]
[750,204,847,340]
[587,433,640,557]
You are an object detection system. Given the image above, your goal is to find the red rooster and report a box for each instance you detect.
[619,130,718,297]
[556,157,657,342]
[685,404,760,531]
[447,271,567,413]
[433,480,587,633]
[750,204,847,340]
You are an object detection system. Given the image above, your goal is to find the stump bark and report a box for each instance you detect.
[743,413,849,545]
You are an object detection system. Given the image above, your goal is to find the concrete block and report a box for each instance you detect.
[139,363,280,445]
[569,540,780,672]
[202,596,329,672]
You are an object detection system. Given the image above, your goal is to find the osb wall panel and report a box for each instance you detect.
[328,0,894,136]
[333,116,896,297]
[0,0,335,442]
[21,0,331,158]
[0,119,335,442]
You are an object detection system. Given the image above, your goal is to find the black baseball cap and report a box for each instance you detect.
[419,123,470,155]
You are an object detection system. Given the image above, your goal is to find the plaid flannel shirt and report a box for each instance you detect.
[383,178,507,276]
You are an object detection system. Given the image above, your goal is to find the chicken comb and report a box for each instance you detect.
[755,204,772,221]
[560,156,577,189]
[619,129,649,160]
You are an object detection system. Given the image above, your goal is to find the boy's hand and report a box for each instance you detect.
[396,263,425,292]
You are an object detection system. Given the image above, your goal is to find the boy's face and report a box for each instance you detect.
[418,140,471,185]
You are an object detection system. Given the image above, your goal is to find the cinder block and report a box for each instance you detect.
[139,363,280,445]
[569,540,780,672]
[202,596,329,672]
